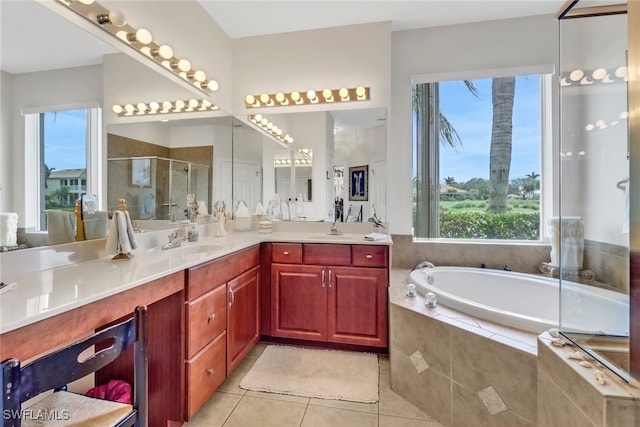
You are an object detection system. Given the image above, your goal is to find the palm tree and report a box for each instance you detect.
[488,77,516,213]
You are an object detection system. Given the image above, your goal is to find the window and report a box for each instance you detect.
[24,106,101,232]
[413,69,552,240]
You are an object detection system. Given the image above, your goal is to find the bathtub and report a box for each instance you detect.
[408,266,629,335]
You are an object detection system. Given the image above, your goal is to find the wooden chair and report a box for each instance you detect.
[1,305,148,427]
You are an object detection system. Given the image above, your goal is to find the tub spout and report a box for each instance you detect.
[412,261,435,271]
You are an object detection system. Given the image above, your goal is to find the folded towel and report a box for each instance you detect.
[46,210,76,245]
[83,211,109,240]
[106,211,138,254]
[364,232,386,241]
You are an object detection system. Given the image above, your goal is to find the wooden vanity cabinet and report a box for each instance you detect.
[271,243,389,348]
[185,245,260,420]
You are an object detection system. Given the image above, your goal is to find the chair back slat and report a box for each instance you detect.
[18,317,135,402]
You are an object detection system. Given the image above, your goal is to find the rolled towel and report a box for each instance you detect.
[0,213,18,246]
[46,210,76,245]
[83,211,109,240]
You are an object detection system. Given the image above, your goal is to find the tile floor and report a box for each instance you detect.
[185,342,444,427]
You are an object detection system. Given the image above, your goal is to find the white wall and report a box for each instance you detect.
[0,71,13,212]
[390,14,559,234]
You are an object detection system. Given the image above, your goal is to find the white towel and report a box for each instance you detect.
[83,211,109,240]
[106,211,138,254]
[46,210,76,245]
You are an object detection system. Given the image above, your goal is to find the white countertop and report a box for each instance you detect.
[0,225,392,334]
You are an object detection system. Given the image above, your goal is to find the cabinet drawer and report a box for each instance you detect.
[186,331,226,420]
[272,243,303,264]
[186,284,227,358]
[352,245,388,267]
[303,243,351,266]
[187,245,260,299]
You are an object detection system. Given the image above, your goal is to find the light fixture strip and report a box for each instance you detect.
[248,114,294,146]
[244,87,369,108]
[54,0,218,93]
[112,98,218,117]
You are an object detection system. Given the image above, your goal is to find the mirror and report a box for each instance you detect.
[235,108,386,222]
[2,1,233,244]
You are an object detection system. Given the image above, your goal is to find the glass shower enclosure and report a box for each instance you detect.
[108,156,210,221]
[557,1,632,381]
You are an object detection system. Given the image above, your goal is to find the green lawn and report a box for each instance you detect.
[440,199,539,214]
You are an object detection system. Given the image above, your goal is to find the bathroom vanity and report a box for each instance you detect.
[0,225,391,425]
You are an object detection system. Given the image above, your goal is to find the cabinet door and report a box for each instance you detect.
[271,264,327,341]
[327,266,388,347]
[227,266,260,374]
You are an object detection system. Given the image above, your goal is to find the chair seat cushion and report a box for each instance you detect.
[22,390,133,426]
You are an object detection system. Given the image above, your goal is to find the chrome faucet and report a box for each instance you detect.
[161,230,182,250]
[328,221,342,235]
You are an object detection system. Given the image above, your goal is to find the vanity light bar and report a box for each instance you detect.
[55,0,218,94]
[560,66,628,86]
[274,158,313,167]
[112,98,218,117]
[244,86,369,108]
[248,114,294,145]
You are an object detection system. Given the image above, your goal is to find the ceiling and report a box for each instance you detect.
[197,0,567,39]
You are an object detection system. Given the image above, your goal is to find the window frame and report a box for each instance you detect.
[23,103,102,232]
[412,65,554,242]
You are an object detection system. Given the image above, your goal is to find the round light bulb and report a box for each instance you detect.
[261,118,269,126]
[177,59,191,72]
[615,66,628,79]
[204,80,218,91]
[246,95,255,105]
[356,86,366,97]
[569,69,584,81]
[151,45,173,60]
[77,0,96,4]
[136,28,153,44]
[291,91,301,101]
[260,93,270,103]
[136,103,147,113]
[193,70,206,82]
[110,10,126,27]
[149,101,160,111]
[112,105,123,114]
[162,101,173,111]
[188,99,199,109]
[202,99,212,108]
[323,89,332,100]
[254,114,263,122]
[124,104,135,113]
[175,100,185,110]
[275,93,285,103]
[339,88,349,99]
[592,68,607,80]
[306,90,316,100]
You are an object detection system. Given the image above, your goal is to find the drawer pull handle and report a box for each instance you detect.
[208,313,216,322]
[321,270,325,288]
[283,251,289,256]
[207,368,215,375]
[328,269,332,288]
[366,254,373,259]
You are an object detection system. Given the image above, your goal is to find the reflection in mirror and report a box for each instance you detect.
[558,7,630,381]
[246,108,386,222]
[107,116,232,222]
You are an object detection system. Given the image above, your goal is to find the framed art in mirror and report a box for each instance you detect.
[349,165,368,201]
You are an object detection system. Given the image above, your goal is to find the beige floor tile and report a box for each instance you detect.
[301,404,378,427]
[379,373,434,420]
[379,414,445,427]
[245,390,310,404]
[217,363,251,395]
[379,354,391,374]
[223,395,307,427]
[183,392,242,427]
[245,342,268,360]
[308,397,378,414]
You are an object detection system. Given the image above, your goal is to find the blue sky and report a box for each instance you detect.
[437,75,541,183]
[44,109,86,171]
